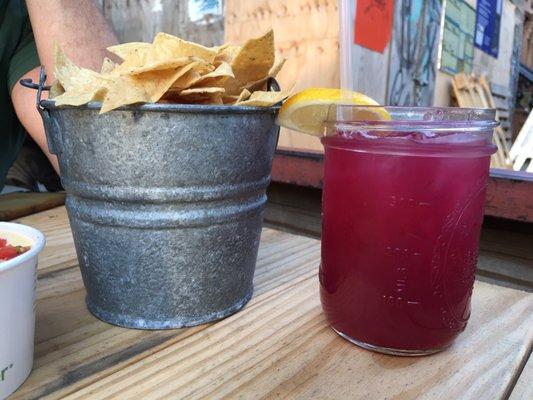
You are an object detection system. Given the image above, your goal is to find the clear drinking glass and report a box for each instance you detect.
[319,106,498,356]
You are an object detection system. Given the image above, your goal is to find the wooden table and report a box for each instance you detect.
[11,206,533,400]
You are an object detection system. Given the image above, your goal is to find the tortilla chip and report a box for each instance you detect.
[180,87,225,96]
[128,56,194,75]
[111,48,193,76]
[214,45,241,66]
[199,61,234,80]
[269,57,287,77]
[100,57,118,75]
[163,91,224,105]
[235,90,289,107]
[107,42,151,60]
[245,57,287,92]
[212,42,231,52]
[195,92,223,105]
[52,28,287,112]
[54,44,110,91]
[168,71,203,92]
[232,30,275,84]
[49,81,65,99]
[211,31,275,96]
[152,32,217,63]
[100,65,193,113]
[221,87,251,105]
[54,84,107,106]
[186,62,235,89]
[111,37,216,76]
[109,37,210,76]
[174,87,225,105]
[165,60,219,93]
[236,88,252,103]
[221,95,239,104]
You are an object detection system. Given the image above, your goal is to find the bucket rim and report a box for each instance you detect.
[40,100,280,115]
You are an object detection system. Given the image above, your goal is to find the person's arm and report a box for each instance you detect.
[11,0,118,174]
[26,0,118,74]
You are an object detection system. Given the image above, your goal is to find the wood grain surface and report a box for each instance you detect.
[11,206,533,400]
[0,192,65,221]
[509,354,533,400]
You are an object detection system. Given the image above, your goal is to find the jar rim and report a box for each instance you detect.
[325,105,499,132]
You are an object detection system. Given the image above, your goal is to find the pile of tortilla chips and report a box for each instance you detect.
[51,29,289,114]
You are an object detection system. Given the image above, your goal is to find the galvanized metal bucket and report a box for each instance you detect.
[36,97,279,329]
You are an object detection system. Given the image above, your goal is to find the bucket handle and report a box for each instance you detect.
[19,66,62,156]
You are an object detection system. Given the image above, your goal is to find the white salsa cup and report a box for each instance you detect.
[0,223,45,399]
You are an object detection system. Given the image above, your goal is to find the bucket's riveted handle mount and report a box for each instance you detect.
[266,78,282,147]
[19,66,62,155]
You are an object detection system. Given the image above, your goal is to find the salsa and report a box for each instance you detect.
[0,238,30,261]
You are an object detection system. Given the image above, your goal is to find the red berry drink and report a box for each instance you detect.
[319,107,497,355]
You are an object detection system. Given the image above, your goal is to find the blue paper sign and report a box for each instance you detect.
[474,0,502,58]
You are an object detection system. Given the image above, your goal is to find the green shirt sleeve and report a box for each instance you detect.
[0,1,40,190]
[7,22,39,92]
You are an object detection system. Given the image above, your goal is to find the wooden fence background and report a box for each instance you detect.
[98,0,224,46]
[225,0,339,150]
[98,0,525,152]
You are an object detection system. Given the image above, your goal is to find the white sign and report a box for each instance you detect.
[188,0,223,24]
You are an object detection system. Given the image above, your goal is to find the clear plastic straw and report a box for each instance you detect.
[338,0,354,122]
[339,0,354,95]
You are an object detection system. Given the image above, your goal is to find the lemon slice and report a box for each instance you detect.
[277,88,390,136]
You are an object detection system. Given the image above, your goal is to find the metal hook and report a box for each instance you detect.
[19,66,50,110]
[19,79,50,90]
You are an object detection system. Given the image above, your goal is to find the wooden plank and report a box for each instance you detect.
[478,219,533,285]
[348,0,391,104]
[103,0,224,46]
[510,111,533,171]
[0,192,65,221]
[510,8,522,130]
[490,81,513,100]
[264,181,533,291]
[452,74,512,168]
[10,206,533,399]
[264,182,322,238]
[387,0,442,106]
[509,354,533,400]
[493,96,511,111]
[478,75,513,164]
[15,207,77,272]
[271,148,324,188]
[451,74,476,108]
[51,274,532,399]
[485,169,533,221]
[272,150,533,222]
[521,16,533,68]
[12,207,321,400]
